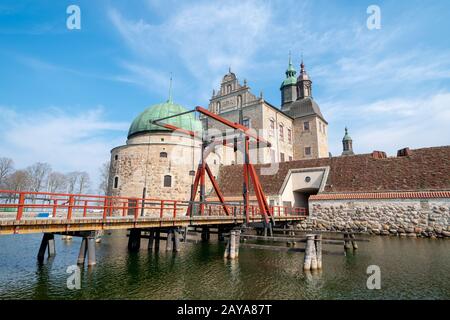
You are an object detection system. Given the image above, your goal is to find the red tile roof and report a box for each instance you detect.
[217,146,450,196]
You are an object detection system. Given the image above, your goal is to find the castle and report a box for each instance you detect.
[107,59,449,238]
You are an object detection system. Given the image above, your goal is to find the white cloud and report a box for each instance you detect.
[326,92,450,156]
[0,106,128,191]
[108,0,273,100]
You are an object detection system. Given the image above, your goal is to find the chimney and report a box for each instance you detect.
[397,147,412,157]
[371,151,387,159]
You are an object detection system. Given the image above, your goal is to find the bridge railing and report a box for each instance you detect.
[0,190,307,222]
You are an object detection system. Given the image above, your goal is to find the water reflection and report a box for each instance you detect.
[0,232,449,299]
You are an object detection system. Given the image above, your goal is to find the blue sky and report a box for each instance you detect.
[1,0,450,189]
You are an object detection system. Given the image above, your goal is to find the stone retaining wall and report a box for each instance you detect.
[299,198,450,238]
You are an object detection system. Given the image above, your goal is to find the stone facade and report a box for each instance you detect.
[207,64,328,165]
[300,198,450,238]
[108,132,220,206]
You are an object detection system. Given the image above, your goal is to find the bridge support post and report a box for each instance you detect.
[344,233,352,250]
[37,233,55,262]
[303,234,318,271]
[77,238,87,264]
[128,229,141,252]
[201,227,210,242]
[154,230,160,252]
[229,230,236,259]
[166,229,173,251]
[234,230,240,258]
[350,233,358,250]
[87,236,96,266]
[315,234,322,269]
[148,230,155,250]
[173,228,181,252]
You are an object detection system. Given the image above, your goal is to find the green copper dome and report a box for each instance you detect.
[280,55,297,89]
[342,127,352,141]
[128,100,202,138]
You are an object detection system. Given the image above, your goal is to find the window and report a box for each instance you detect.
[270,149,276,162]
[160,152,168,158]
[279,124,284,141]
[227,84,231,93]
[269,118,275,136]
[237,95,242,108]
[303,121,310,131]
[305,147,312,156]
[217,101,221,113]
[243,118,250,128]
[114,154,118,161]
[280,153,285,162]
[189,170,196,176]
[287,129,292,144]
[163,175,172,187]
[289,156,293,161]
[113,176,119,189]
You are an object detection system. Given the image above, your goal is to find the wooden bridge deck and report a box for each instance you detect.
[0,215,306,235]
[0,190,307,235]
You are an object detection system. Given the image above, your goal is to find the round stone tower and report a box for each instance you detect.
[108,97,220,203]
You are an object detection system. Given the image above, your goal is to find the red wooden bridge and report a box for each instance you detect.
[0,190,306,235]
[0,189,307,266]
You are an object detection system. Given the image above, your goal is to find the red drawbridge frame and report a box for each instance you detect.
[152,106,274,225]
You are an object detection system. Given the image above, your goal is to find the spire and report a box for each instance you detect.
[285,52,296,78]
[297,57,312,99]
[342,127,354,156]
[167,74,173,103]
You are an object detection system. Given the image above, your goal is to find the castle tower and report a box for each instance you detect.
[297,60,312,99]
[282,60,329,160]
[342,127,354,156]
[280,54,297,107]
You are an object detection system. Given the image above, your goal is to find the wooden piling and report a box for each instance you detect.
[234,230,240,258]
[344,233,352,250]
[87,236,96,266]
[201,227,210,242]
[303,234,317,271]
[223,238,230,259]
[148,230,154,250]
[77,238,87,264]
[154,230,160,252]
[48,236,56,257]
[166,229,173,251]
[37,233,54,262]
[173,229,181,252]
[229,231,236,259]
[351,233,358,250]
[315,234,322,269]
[128,228,141,252]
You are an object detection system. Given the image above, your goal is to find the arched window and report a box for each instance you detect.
[113,176,119,189]
[227,84,232,94]
[163,175,172,187]
[114,154,118,161]
[160,152,168,158]
[217,101,221,114]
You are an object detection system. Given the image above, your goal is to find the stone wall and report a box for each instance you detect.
[299,198,450,238]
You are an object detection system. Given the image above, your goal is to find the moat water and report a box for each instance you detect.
[0,231,449,300]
